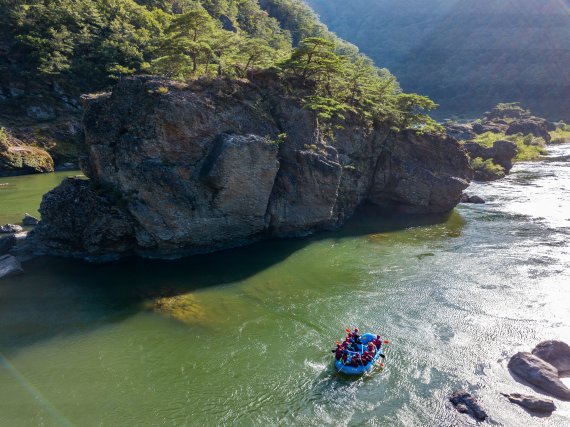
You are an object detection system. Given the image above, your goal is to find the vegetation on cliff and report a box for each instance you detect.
[1,0,439,133]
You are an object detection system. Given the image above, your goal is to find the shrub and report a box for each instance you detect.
[471,157,505,181]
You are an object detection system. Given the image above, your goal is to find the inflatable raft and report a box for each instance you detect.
[334,332,384,375]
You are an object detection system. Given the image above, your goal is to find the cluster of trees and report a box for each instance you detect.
[1,0,440,131]
[280,37,439,131]
[2,0,294,86]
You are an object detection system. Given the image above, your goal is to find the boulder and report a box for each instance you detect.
[0,224,23,234]
[507,117,551,144]
[464,139,518,172]
[29,76,472,260]
[449,390,488,421]
[0,254,23,279]
[508,352,570,400]
[501,392,556,414]
[532,341,570,373]
[22,213,39,226]
[460,193,485,204]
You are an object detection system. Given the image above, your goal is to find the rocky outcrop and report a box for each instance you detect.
[507,117,551,144]
[443,122,476,141]
[0,130,54,176]
[449,390,487,421]
[508,352,570,400]
[0,254,23,279]
[30,76,472,260]
[532,341,570,374]
[464,140,518,172]
[501,393,556,414]
[473,121,508,135]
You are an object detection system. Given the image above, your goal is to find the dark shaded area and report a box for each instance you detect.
[306,0,570,120]
[0,204,459,355]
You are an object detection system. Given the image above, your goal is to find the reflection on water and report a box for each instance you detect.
[1,147,570,426]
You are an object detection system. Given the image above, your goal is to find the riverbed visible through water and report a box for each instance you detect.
[1,145,570,426]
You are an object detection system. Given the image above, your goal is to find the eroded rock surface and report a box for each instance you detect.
[31,76,472,260]
[0,131,54,176]
[532,341,570,374]
[508,352,570,400]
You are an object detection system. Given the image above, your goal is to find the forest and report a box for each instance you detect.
[0,0,440,131]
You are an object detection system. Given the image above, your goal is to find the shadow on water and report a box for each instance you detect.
[0,204,462,355]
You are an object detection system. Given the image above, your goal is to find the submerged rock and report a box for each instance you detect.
[0,224,23,234]
[449,390,488,421]
[508,352,570,400]
[30,76,472,260]
[501,392,556,414]
[0,254,23,279]
[532,341,570,373]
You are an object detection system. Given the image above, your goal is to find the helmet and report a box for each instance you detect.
[354,328,359,332]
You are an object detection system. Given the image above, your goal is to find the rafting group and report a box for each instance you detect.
[332,328,388,375]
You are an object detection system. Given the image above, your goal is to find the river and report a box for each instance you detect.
[1,145,570,426]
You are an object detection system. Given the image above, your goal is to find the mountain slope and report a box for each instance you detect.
[305,0,570,120]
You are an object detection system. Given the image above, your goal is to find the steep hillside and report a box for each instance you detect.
[306,0,570,120]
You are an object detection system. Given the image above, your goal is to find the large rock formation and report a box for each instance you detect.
[463,140,518,172]
[508,352,570,400]
[30,76,472,260]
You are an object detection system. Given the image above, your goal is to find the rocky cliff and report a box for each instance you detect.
[30,75,472,260]
[0,128,54,176]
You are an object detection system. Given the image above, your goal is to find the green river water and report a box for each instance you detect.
[1,146,570,426]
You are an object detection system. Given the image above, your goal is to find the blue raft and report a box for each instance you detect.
[334,333,384,375]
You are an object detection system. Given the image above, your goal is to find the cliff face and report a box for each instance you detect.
[31,76,472,260]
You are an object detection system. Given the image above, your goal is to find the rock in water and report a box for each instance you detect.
[532,341,570,373]
[501,393,556,414]
[0,224,24,234]
[449,390,488,421]
[30,76,472,260]
[460,193,485,204]
[0,254,23,279]
[508,352,570,400]
[22,213,39,226]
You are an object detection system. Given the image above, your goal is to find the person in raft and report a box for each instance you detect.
[332,341,348,361]
[372,335,383,350]
[350,352,363,367]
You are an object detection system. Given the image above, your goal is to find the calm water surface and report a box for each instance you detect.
[1,147,570,426]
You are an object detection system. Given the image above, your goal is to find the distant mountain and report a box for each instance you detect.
[305,0,570,120]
